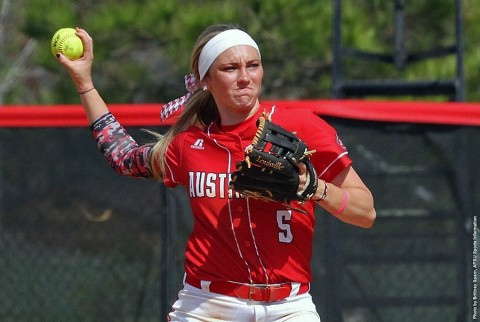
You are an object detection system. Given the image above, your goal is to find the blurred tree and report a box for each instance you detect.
[0,0,478,104]
[0,0,37,104]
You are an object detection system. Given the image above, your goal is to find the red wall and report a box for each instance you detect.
[1,100,479,127]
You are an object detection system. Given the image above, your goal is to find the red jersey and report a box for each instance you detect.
[162,105,351,284]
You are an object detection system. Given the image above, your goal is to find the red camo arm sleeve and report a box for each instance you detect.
[90,113,154,178]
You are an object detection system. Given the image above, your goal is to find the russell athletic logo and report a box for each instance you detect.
[191,139,205,150]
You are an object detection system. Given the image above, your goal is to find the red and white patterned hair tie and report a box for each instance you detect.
[161,74,201,121]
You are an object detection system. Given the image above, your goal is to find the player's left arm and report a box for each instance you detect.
[312,165,376,228]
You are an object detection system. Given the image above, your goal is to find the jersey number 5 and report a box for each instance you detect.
[276,210,293,243]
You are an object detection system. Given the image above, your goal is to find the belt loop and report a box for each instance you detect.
[200,280,211,292]
[289,282,300,297]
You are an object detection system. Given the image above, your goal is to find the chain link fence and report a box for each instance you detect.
[0,119,476,321]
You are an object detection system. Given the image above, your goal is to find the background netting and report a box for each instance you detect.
[0,116,477,321]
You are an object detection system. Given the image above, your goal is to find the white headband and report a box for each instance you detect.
[198,29,260,80]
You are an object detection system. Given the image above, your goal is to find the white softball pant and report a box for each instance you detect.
[168,283,321,322]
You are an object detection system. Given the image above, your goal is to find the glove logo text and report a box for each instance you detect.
[255,156,284,171]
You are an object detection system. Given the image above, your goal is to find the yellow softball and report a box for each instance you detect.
[51,28,84,60]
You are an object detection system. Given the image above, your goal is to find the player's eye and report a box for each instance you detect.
[247,61,261,69]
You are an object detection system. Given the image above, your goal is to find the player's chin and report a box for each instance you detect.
[235,102,258,114]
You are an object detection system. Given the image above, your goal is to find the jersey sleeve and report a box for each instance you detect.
[272,107,351,183]
[90,112,154,178]
[303,113,352,182]
[162,131,186,188]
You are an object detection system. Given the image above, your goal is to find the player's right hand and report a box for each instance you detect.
[56,27,95,94]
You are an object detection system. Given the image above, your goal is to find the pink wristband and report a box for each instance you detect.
[334,189,348,215]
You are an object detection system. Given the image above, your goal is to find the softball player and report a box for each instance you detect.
[57,24,376,322]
